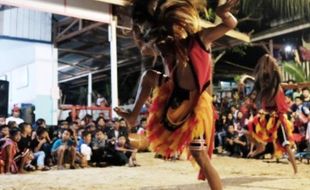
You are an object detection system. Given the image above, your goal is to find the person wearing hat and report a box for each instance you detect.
[6,106,24,125]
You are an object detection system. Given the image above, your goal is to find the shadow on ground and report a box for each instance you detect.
[141,176,282,190]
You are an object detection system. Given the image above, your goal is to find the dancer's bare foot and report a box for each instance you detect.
[247,151,254,158]
[113,107,137,126]
[285,145,298,174]
[133,161,141,167]
[128,158,135,167]
[248,144,265,158]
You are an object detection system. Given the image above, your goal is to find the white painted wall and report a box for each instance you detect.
[34,43,59,125]
[0,39,36,104]
[0,41,59,125]
[0,8,58,125]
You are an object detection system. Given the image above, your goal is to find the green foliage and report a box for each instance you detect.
[234,75,242,83]
[200,7,216,22]
[229,45,249,57]
[240,0,310,20]
[206,8,216,22]
[282,61,309,82]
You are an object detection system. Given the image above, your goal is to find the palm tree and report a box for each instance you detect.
[240,0,310,21]
[282,61,310,82]
[238,0,310,82]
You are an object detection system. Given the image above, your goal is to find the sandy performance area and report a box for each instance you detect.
[0,153,310,190]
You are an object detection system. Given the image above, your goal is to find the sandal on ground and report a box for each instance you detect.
[57,166,65,170]
[70,165,77,169]
[25,164,36,171]
[42,166,50,171]
[133,163,141,167]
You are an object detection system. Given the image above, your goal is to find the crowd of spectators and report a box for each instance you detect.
[0,107,145,174]
[1,85,310,174]
[213,86,310,159]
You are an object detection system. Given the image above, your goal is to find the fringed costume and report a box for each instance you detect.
[146,34,216,179]
[127,0,239,184]
[248,89,294,158]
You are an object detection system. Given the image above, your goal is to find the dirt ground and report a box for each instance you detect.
[0,153,309,190]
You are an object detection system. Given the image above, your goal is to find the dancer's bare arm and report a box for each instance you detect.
[199,0,238,49]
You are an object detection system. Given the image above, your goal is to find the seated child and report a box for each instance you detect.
[51,128,77,170]
[30,127,51,170]
[0,125,9,139]
[91,129,108,166]
[114,136,139,167]
[136,118,147,135]
[18,123,38,172]
[225,124,248,157]
[0,128,21,174]
[77,131,92,167]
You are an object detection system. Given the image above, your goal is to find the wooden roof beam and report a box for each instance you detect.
[252,21,310,42]
[95,0,131,6]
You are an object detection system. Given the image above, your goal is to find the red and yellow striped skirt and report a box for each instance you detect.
[146,80,216,158]
[248,112,294,158]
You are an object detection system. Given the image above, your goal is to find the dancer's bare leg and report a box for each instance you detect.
[114,70,163,125]
[248,142,265,158]
[245,133,265,158]
[189,139,222,190]
[285,145,297,174]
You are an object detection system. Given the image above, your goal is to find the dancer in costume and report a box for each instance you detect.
[245,54,297,173]
[114,0,238,189]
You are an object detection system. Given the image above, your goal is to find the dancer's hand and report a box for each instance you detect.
[216,0,238,17]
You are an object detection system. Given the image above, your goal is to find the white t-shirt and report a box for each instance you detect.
[80,144,92,161]
[96,97,107,106]
[6,116,24,125]
[114,130,119,139]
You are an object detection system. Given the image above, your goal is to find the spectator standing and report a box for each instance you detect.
[6,106,24,125]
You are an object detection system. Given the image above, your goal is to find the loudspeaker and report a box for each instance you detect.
[0,80,9,117]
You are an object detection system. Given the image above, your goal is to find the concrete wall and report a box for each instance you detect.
[0,41,59,125]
